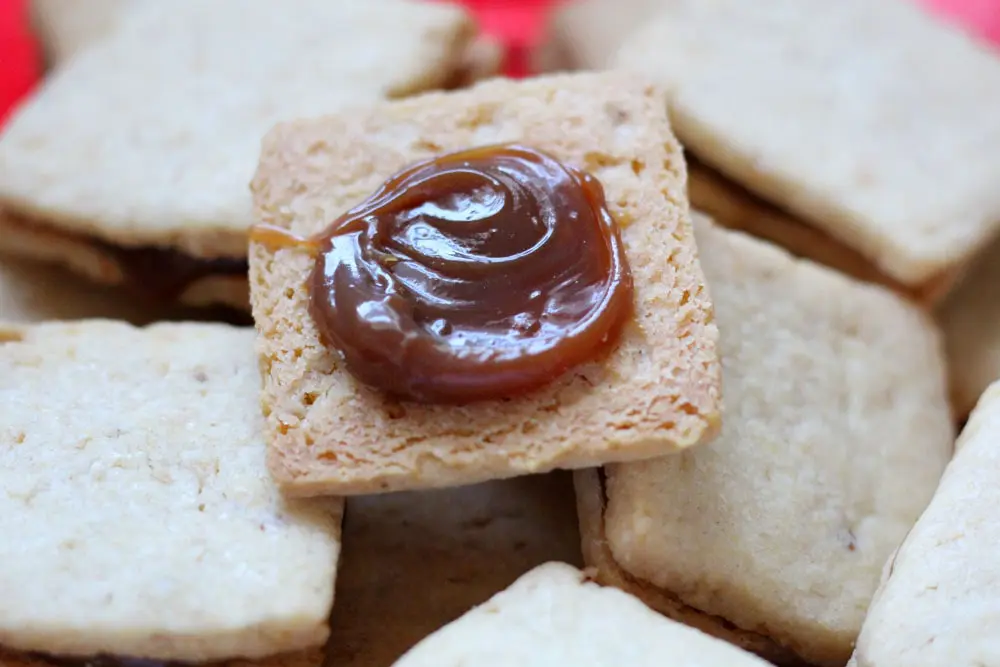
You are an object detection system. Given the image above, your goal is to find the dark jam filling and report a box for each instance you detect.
[97,242,248,302]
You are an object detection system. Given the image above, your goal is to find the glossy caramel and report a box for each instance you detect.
[304,144,634,403]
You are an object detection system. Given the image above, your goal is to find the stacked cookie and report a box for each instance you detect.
[1,1,997,666]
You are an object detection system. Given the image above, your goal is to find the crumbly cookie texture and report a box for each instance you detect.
[328,473,582,666]
[0,321,343,663]
[250,72,721,496]
[392,562,773,666]
[616,0,1000,288]
[851,381,1000,667]
[579,215,953,666]
[0,0,473,259]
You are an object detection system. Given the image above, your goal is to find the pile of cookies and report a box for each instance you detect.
[0,1,997,666]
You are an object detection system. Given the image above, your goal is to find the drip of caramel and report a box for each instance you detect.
[248,224,320,255]
[269,144,634,403]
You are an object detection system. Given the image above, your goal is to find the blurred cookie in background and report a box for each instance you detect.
[938,239,1000,418]
[614,0,1000,306]
[29,0,144,66]
[534,0,664,72]
[0,0,481,313]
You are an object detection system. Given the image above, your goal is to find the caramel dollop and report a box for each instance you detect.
[306,144,633,403]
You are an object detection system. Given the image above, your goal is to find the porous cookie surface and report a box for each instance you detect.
[392,562,772,666]
[0,0,473,258]
[616,0,1000,287]
[0,321,343,662]
[851,381,1000,667]
[600,217,953,665]
[250,72,721,496]
[329,474,582,666]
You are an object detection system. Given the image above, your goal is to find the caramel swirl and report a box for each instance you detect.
[307,144,633,403]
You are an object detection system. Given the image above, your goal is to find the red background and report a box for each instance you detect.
[1,0,999,125]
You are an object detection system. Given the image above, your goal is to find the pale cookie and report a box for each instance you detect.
[392,562,773,667]
[576,215,953,666]
[329,473,582,666]
[616,0,1000,291]
[0,321,343,663]
[851,381,1000,667]
[0,0,474,307]
[938,239,1000,417]
[534,0,664,72]
[29,0,144,65]
[688,161,952,306]
[250,72,721,496]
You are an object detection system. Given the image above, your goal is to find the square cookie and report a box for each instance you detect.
[0,321,343,663]
[687,160,948,305]
[0,0,474,310]
[850,381,1000,667]
[576,215,954,666]
[616,0,1000,293]
[392,562,773,667]
[250,72,721,496]
[328,473,582,666]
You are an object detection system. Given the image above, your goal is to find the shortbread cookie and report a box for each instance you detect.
[0,321,343,663]
[329,473,582,666]
[534,0,663,72]
[616,0,1000,293]
[392,562,772,666]
[250,72,721,496]
[29,0,143,64]
[687,161,949,305]
[576,216,953,666]
[938,239,1000,417]
[0,0,474,309]
[851,381,1000,667]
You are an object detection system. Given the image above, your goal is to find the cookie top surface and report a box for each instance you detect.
[603,217,954,665]
[0,321,343,662]
[0,0,472,258]
[249,72,720,496]
[616,0,1000,285]
[852,381,1000,667]
[392,562,772,666]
